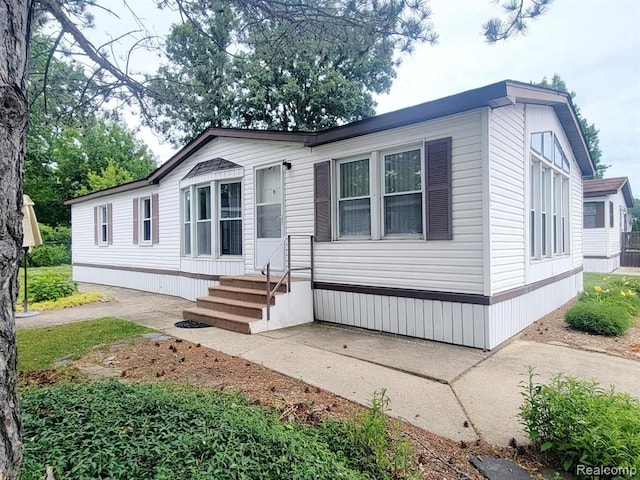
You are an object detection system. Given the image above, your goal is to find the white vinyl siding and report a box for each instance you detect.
[488,105,526,293]
[583,190,627,263]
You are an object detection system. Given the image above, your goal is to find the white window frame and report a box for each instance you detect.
[336,156,373,239]
[99,204,108,245]
[182,189,192,256]
[334,144,425,241]
[380,146,424,239]
[140,196,152,244]
[195,184,213,256]
[218,180,243,257]
[529,131,571,261]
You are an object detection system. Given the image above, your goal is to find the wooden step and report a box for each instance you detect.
[195,296,264,319]
[182,307,254,334]
[208,285,276,305]
[220,275,288,293]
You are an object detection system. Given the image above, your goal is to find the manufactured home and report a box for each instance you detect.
[66,80,596,349]
[583,177,635,272]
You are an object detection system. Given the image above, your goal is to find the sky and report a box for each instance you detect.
[91,0,640,198]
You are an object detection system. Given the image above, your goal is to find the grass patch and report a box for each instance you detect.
[16,264,71,303]
[20,382,418,480]
[17,317,152,373]
[29,292,108,311]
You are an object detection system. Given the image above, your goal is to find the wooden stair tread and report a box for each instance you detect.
[183,307,255,323]
[210,285,279,297]
[196,296,266,309]
[222,275,288,284]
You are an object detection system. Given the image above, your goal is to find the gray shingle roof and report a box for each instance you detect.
[182,158,241,180]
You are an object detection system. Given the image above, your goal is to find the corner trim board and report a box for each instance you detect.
[73,262,221,281]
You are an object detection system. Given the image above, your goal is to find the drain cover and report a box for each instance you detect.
[174,320,211,329]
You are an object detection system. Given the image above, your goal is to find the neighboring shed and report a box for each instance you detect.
[583,177,635,272]
[65,80,595,349]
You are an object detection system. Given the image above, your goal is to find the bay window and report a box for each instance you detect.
[182,180,243,257]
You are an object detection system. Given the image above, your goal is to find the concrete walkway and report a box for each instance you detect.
[17,283,640,446]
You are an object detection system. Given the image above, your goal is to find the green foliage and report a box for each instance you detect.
[20,382,371,480]
[149,0,435,142]
[28,273,77,302]
[75,160,135,196]
[633,218,640,232]
[318,389,419,480]
[16,317,152,373]
[520,370,640,475]
[28,245,70,267]
[27,224,72,267]
[17,265,71,307]
[629,198,640,220]
[565,302,631,336]
[534,74,607,178]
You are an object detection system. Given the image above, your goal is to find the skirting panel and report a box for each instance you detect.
[486,271,582,349]
[73,265,216,301]
[583,256,620,273]
[313,289,488,349]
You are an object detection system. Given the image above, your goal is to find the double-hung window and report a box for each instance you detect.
[219,182,242,255]
[530,131,571,260]
[196,186,212,255]
[383,149,422,236]
[583,201,604,228]
[99,205,108,244]
[183,190,191,255]
[140,196,152,243]
[338,158,371,238]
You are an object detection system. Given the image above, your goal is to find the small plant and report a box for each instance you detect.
[520,369,640,476]
[29,292,108,311]
[28,273,77,302]
[565,302,631,336]
[319,389,419,479]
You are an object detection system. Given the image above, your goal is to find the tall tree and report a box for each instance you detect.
[534,74,608,178]
[1,2,551,478]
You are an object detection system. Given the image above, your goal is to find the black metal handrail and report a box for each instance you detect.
[261,234,314,321]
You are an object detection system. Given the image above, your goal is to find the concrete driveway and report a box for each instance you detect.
[17,283,640,446]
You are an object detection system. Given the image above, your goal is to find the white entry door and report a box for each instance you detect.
[255,165,284,270]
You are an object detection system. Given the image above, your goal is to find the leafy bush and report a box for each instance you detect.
[20,382,377,480]
[29,244,71,267]
[28,273,77,302]
[520,371,640,476]
[28,224,71,267]
[580,278,640,316]
[565,302,631,336]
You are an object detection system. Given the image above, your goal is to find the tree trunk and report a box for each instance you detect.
[1,1,33,479]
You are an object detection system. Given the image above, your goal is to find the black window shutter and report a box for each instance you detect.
[314,161,331,242]
[133,198,139,244]
[425,137,453,240]
[107,203,113,245]
[152,193,160,244]
[595,201,605,228]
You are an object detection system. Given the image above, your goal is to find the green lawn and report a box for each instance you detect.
[17,317,152,372]
[16,264,71,304]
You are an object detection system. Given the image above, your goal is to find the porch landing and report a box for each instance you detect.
[182,275,313,334]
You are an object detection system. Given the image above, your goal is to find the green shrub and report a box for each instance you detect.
[29,244,71,267]
[28,273,77,302]
[580,278,640,316]
[565,302,631,336]
[520,371,640,476]
[20,382,373,480]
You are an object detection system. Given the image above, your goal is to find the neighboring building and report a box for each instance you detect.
[583,177,635,272]
[66,80,595,349]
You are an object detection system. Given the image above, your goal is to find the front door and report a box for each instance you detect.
[255,164,284,270]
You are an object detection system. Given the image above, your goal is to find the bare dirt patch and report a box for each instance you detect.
[66,335,550,480]
[521,300,640,361]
